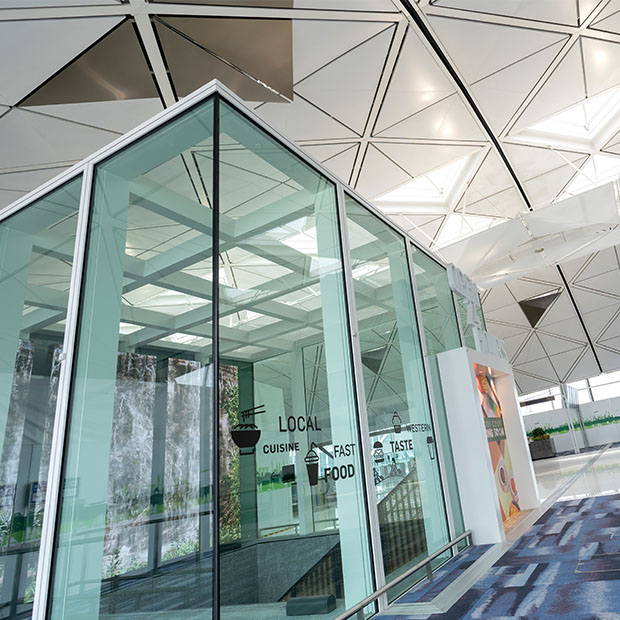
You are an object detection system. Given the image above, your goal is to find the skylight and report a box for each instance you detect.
[515,87,620,149]
[434,213,498,248]
[375,154,471,209]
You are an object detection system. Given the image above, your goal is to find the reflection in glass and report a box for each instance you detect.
[0,178,81,618]
[50,100,215,619]
[411,248,465,536]
[217,102,374,619]
[344,196,449,588]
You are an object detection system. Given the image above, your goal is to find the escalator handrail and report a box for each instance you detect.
[334,529,472,620]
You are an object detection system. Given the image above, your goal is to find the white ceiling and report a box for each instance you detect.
[2,0,620,393]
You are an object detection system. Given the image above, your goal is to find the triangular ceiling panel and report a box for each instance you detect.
[484,299,531,329]
[482,284,516,313]
[501,331,531,361]
[513,333,548,365]
[457,186,525,219]
[507,278,560,302]
[21,20,158,106]
[293,21,391,83]
[539,332,585,356]
[579,0,606,24]
[590,4,620,33]
[572,286,620,313]
[471,39,568,134]
[485,321,529,340]
[581,304,620,339]
[155,17,292,103]
[321,144,359,184]
[461,151,515,205]
[576,272,620,297]
[296,26,394,135]
[537,291,581,329]
[549,347,585,379]
[0,16,123,105]
[513,370,556,393]
[511,42,586,133]
[514,356,559,382]
[566,348,600,382]
[595,345,620,371]
[0,108,117,170]
[373,142,478,180]
[21,98,163,135]
[356,144,411,199]
[600,312,620,341]
[256,96,357,141]
[375,94,485,141]
[540,316,589,343]
[374,28,455,134]
[426,15,567,83]
[431,0,578,26]
[407,216,445,246]
[0,167,69,194]
[581,37,620,97]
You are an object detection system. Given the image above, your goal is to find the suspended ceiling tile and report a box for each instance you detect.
[255,96,357,141]
[374,28,455,135]
[513,333,548,366]
[0,167,69,194]
[549,347,585,380]
[375,94,485,141]
[511,42,586,133]
[21,20,158,106]
[503,143,588,183]
[513,370,554,394]
[522,159,587,207]
[296,26,394,135]
[539,332,585,356]
[21,98,163,135]
[581,37,620,97]
[482,284,516,313]
[485,320,529,340]
[514,356,559,383]
[484,300,531,329]
[521,267,564,286]
[0,189,26,209]
[301,142,357,163]
[0,109,117,170]
[579,0,607,24]
[590,2,620,33]
[356,144,411,199]
[539,317,589,344]
[374,142,478,180]
[155,17,292,102]
[582,304,620,339]
[506,278,561,302]
[431,0,578,26]
[0,16,125,106]
[426,15,566,84]
[572,286,620,313]
[537,291,581,328]
[293,21,392,84]
[600,312,620,342]
[321,144,359,184]
[576,271,620,298]
[500,332,531,361]
[471,39,567,134]
[566,348,600,382]
[560,253,593,282]
[595,345,620,371]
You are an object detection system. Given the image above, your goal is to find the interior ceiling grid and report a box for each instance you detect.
[2,0,620,392]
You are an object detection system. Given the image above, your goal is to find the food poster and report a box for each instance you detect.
[474,365,520,523]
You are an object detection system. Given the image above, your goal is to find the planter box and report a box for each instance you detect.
[529,437,555,460]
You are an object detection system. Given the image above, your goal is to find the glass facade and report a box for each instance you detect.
[0,84,475,619]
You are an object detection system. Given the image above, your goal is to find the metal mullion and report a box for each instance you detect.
[212,93,221,620]
[32,162,94,620]
[335,182,386,615]
[404,241,457,543]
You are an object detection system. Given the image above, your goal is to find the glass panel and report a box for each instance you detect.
[217,103,374,619]
[455,296,476,349]
[50,100,215,619]
[411,247,464,536]
[343,196,449,592]
[0,178,81,618]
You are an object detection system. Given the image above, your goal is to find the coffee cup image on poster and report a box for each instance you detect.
[474,365,520,522]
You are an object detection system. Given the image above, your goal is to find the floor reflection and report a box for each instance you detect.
[533,444,620,501]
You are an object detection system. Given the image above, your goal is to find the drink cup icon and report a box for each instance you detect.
[392,412,402,434]
[305,449,320,486]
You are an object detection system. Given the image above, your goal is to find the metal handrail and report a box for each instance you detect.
[335,529,473,620]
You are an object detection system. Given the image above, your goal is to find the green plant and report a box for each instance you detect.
[530,427,550,441]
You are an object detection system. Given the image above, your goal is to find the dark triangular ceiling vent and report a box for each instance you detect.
[518,291,561,328]
[361,345,387,375]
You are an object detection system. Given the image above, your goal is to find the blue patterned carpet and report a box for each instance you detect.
[380,493,620,619]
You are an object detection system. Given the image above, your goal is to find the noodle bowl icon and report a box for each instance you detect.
[230,405,265,452]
